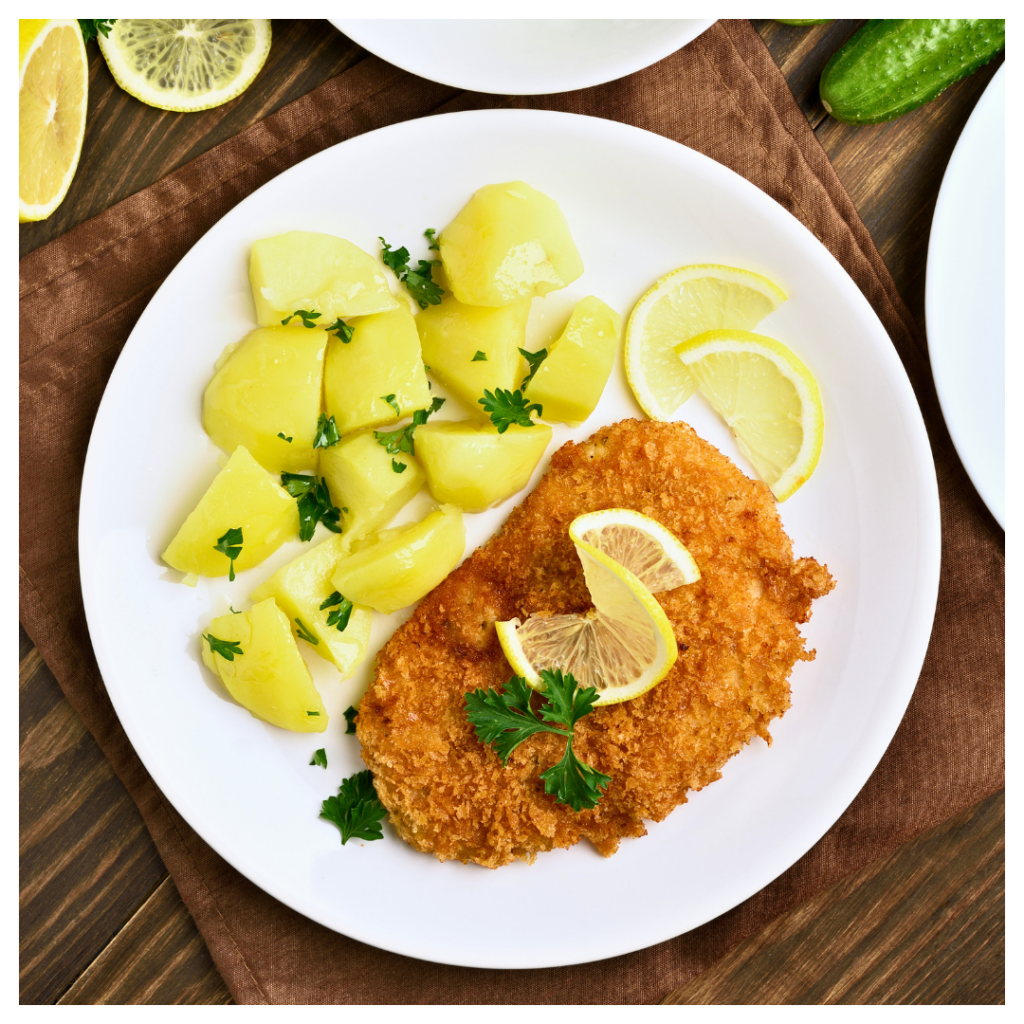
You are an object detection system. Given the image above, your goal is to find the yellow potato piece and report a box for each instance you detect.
[323,307,430,434]
[250,533,372,676]
[526,296,621,426]
[415,421,552,513]
[439,181,583,306]
[319,430,423,539]
[249,230,399,326]
[331,505,465,614]
[162,446,298,577]
[203,325,324,473]
[416,294,531,413]
[201,597,328,732]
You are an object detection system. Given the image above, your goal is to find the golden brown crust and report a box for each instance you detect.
[357,419,835,868]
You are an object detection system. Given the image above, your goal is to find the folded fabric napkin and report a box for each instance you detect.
[19,19,1003,1004]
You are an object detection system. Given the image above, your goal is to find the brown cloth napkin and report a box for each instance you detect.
[20,20,1003,1004]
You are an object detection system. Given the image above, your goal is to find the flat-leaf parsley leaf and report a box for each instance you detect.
[374,396,445,456]
[319,770,387,844]
[203,633,244,661]
[479,388,543,433]
[280,474,342,542]
[281,309,321,328]
[344,705,358,734]
[320,591,354,632]
[79,19,115,43]
[310,748,328,768]
[326,318,354,343]
[213,527,243,581]
[518,347,549,389]
[472,350,488,362]
[465,669,610,811]
[295,618,319,645]
[313,413,341,450]
[379,236,445,309]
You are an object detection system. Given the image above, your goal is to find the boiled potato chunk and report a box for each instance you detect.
[415,421,552,512]
[331,505,465,614]
[201,597,327,732]
[203,326,324,473]
[162,446,298,577]
[439,181,583,306]
[525,296,621,426]
[249,231,399,326]
[250,533,372,676]
[319,430,423,539]
[323,307,430,434]
[416,294,530,412]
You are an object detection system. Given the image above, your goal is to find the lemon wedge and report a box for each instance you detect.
[676,329,824,501]
[19,20,88,223]
[625,264,787,420]
[497,510,698,706]
[98,20,271,112]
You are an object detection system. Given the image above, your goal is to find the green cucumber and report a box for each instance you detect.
[820,19,1005,124]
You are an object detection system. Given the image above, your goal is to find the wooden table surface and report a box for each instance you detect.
[19,19,1004,1005]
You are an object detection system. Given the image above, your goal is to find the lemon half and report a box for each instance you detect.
[98,20,271,113]
[19,20,88,222]
[676,329,824,501]
[497,510,699,706]
[625,264,787,420]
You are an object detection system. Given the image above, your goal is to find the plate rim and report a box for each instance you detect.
[79,107,941,968]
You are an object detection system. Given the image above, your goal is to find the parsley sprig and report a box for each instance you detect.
[313,413,341,450]
[465,669,611,812]
[79,19,115,43]
[519,347,549,389]
[214,527,243,581]
[320,591,354,632]
[326,318,354,343]
[374,397,445,456]
[281,474,342,542]
[203,633,244,661]
[281,309,321,328]
[319,770,387,844]
[479,388,543,433]
[380,233,445,309]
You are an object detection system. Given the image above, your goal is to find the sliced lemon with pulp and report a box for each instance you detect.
[625,264,787,420]
[676,329,823,501]
[19,20,88,223]
[98,20,271,112]
[497,510,697,706]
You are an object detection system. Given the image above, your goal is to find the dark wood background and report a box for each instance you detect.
[19,19,1004,1005]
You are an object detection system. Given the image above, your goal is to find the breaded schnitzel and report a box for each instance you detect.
[357,418,834,868]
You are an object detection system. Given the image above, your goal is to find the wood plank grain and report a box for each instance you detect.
[662,789,1004,1004]
[18,19,365,259]
[19,628,168,1004]
[59,878,232,1005]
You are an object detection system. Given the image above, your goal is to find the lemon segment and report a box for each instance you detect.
[625,264,787,420]
[676,329,824,501]
[19,20,89,222]
[569,508,700,592]
[98,20,271,112]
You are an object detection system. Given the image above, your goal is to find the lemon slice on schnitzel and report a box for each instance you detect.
[497,510,697,706]
[676,329,824,501]
[625,265,787,420]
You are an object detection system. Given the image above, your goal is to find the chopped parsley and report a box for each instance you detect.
[79,19,115,43]
[277,432,294,443]
[518,347,549,389]
[391,459,407,474]
[213,527,243,581]
[465,669,610,812]
[281,309,321,328]
[295,618,319,645]
[203,633,243,661]
[374,396,445,456]
[280,474,342,542]
[327,318,354,343]
[306,710,320,717]
[320,591,354,632]
[472,351,488,362]
[381,393,401,418]
[319,770,387,844]
[424,228,440,251]
[379,236,444,309]
[479,388,543,433]
[344,705,358,735]
[313,413,341,450]
[310,748,328,769]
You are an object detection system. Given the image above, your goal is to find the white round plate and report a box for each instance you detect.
[925,64,1005,528]
[331,19,716,95]
[80,110,940,969]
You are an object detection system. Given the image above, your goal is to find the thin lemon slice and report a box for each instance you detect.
[676,329,824,501]
[98,20,271,113]
[625,264,787,420]
[570,508,700,592]
[19,20,88,222]
[497,533,678,707]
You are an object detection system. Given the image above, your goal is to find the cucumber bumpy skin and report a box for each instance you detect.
[819,19,1004,125]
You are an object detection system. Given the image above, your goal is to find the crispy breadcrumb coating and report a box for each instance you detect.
[357,419,834,868]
